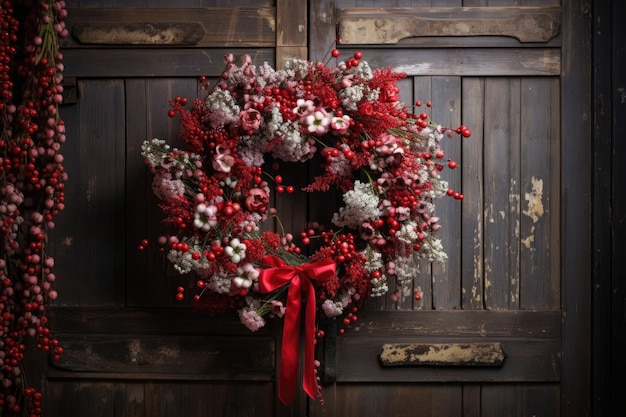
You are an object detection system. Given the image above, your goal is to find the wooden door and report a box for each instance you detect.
[45,1,309,416]
[41,0,591,416]
[307,1,590,417]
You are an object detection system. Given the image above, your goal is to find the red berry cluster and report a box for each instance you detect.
[0,1,68,416]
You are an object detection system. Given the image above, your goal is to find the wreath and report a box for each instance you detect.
[140,51,471,405]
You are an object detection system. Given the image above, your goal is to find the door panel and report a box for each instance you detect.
[311,1,564,416]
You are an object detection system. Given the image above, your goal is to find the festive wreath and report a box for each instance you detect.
[141,51,470,405]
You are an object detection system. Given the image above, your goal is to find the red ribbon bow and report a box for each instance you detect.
[258,255,336,405]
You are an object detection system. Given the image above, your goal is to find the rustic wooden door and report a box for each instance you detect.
[42,0,591,416]
[307,1,590,417]
[45,1,309,416]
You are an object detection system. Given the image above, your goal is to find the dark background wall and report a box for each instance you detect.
[592,0,626,416]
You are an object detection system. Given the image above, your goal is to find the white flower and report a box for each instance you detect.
[362,248,384,272]
[232,262,259,289]
[166,238,211,276]
[338,85,366,111]
[205,89,240,128]
[207,269,233,294]
[332,180,383,229]
[370,275,389,297]
[305,109,331,135]
[193,203,218,232]
[224,238,247,263]
[394,255,420,287]
[417,237,448,263]
[396,221,419,244]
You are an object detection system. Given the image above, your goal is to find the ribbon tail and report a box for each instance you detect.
[278,278,301,405]
[302,282,318,400]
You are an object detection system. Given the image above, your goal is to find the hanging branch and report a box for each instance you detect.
[0,1,68,415]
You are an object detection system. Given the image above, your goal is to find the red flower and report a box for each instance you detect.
[245,188,269,213]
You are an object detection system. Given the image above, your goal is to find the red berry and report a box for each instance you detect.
[331,49,340,58]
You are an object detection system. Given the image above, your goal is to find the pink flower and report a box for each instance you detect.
[270,300,286,318]
[238,308,266,332]
[212,145,235,173]
[293,99,315,121]
[239,108,262,131]
[245,188,269,213]
[376,134,404,156]
[359,222,376,240]
[331,115,351,134]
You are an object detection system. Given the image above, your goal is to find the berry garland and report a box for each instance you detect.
[0,1,68,415]
[142,52,471,404]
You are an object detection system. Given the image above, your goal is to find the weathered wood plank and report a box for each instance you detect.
[412,77,435,311]
[334,383,463,416]
[64,7,276,47]
[49,80,126,306]
[431,76,462,310]
[337,7,561,44]
[48,306,269,335]
[62,48,275,78]
[276,0,307,66]
[73,22,206,45]
[519,77,560,310]
[45,380,276,417]
[483,77,521,310]
[125,78,200,308]
[335,48,560,76]
[309,0,338,63]
[462,383,481,417]
[460,78,484,310]
[50,334,274,379]
[342,309,560,337]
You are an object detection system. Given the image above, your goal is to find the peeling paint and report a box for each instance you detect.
[471,285,481,303]
[522,230,535,249]
[380,343,505,366]
[523,176,544,223]
[128,340,142,363]
[257,8,275,32]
